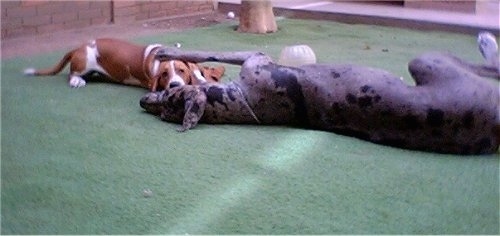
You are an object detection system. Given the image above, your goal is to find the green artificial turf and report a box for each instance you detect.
[1,19,499,234]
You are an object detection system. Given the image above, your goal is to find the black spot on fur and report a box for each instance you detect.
[205,86,228,110]
[360,85,372,93]
[227,87,237,101]
[207,57,219,62]
[426,108,444,127]
[190,102,200,113]
[346,94,357,104]
[264,64,308,125]
[331,71,341,78]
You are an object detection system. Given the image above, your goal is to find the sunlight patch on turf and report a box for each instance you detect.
[166,131,326,233]
[167,174,262,234]
[258,130,322,172]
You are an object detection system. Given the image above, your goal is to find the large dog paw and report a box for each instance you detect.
[478,31,499,66]
[69,76,86,88]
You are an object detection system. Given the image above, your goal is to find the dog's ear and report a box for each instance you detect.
[150,74,160,91]
[185,62,200,85]
[202,65,226,82]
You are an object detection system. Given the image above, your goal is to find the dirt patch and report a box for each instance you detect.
[142,12,231,30]
[1,12,234,60]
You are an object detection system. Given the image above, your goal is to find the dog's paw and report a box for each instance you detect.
[478,31,498,66]
[23,68,36,76]
[69,76,86,88]
[176,127,188,132]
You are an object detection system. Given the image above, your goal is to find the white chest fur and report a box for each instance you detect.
[84,40,109,76]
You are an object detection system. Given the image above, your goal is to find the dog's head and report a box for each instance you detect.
[154,60,192,90]
[152,61,225,91]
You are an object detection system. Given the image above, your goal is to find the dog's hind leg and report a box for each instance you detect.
[68,57,87,88]
[67,50,88,88]
[438,32,500,80]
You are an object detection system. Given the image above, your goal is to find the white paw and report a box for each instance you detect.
[477,31,499,66]
[69,76,86,88]
[23,68,36,75]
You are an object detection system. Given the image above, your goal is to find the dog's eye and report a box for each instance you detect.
[179,69,185,73]
[162,72,169,78]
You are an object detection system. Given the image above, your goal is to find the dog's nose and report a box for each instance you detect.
[169,82,182,88]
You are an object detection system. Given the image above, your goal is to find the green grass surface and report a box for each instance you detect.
[2,19,499,234]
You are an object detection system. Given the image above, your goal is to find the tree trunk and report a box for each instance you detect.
[237,0,277,34]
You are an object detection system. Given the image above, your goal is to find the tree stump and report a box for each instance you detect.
[237,0,277,34]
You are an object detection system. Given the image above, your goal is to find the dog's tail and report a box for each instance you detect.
[24,50,74,76]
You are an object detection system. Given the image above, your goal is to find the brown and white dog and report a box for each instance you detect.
[24,38,225,90]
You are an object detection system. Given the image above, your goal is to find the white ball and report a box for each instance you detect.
[227,11,235,19]
[278,45,317,67]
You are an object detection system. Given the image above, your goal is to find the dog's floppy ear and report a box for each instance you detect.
[201,65,226,82]
[185,62,201,84]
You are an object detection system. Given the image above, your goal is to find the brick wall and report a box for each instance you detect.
[114,1,215,23]
[1,0,215,39]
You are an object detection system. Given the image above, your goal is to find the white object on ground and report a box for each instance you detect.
[278,45,317,67]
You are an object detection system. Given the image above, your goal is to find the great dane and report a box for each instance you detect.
[140,32,500,154]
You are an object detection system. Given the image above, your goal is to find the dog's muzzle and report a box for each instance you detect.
[140,91,165,115]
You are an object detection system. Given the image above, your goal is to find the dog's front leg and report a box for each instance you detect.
[177,88,207,132]
[156,47,265,66]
